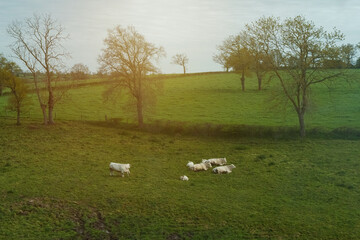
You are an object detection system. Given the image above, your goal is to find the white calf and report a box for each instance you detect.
[180,175,189,181]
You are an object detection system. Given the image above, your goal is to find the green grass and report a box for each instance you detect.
[0,71,359,239]
[0,119,359,239]
[1,71,359,130]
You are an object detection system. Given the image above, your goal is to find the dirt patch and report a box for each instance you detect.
[10,197,113,239]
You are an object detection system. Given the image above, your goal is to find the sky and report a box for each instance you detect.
[0,0,359,74]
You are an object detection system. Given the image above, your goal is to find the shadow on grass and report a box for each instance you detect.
[86,119,360,140]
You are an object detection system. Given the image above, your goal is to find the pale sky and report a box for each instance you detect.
[0,0,359,73]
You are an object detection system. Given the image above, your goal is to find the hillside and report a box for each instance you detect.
[0,71,359,130]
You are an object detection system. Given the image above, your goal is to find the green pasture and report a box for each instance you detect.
[0,120,359,239]
[0,71,359,130]
[0,71,359,239]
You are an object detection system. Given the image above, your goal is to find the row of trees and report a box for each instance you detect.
[2,13,189,127]
[213,16,358,137]
[214,24,360,92]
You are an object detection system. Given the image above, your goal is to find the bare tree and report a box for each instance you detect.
[246,16,345,137]
[98,26,165,126]
[8,13,70,125]
[71,63,90,80]
[171,53,189,74]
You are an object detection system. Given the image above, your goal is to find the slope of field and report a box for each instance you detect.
[0,71,359,130]
[0,119,359,239]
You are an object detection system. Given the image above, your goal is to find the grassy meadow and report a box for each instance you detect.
[0,71,360,239]
[1,71,359,129]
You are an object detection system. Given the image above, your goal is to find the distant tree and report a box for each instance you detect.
[0,54,22,96]
[71,63,90,80]
[216,35,252,91]
[8,13,70,125]
[355,57,360,68]
[98,26,165,126]
[241,31,272,90]
[246,16,345,137]
[171,53,189,74]
[0,55,7,96]
[340,44,357,68]
[213,51,232,72]
[4,74,30,125]
[0,56,30,125]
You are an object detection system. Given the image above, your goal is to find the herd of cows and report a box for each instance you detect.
[109,158,236,181]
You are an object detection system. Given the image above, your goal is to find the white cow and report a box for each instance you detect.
[109,162,131,177]
[212,164,236,174]
[202,157,227,166]
[187,161,212,171]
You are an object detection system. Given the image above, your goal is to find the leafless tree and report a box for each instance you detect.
[71,63,90,80]
[98,26,165,126]
[8,13,70,125]
[171,53,189,74]
[246,16,345,137]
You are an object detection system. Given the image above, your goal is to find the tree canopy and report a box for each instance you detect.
[98,25,165,126]
[245,15,345,137]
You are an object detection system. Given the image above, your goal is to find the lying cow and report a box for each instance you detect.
[202,157,227,166]
[212,164,236,174]
[187,161,212,171]
[180,175,189,181]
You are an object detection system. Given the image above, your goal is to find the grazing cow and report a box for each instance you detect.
[109,162,131,177]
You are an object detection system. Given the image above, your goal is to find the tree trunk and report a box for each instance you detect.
[16,107,20,125]
[48,90,55,124]
[136,99,144,127]
[41,104,47,125]
[136,78,144,127]
[183,65,186,74]
[257,74,262,91]
[0,85,3,96]
[298,111,306,137]
[48,106,54,124]
[32,73,48,124]
[241,70,245,91]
